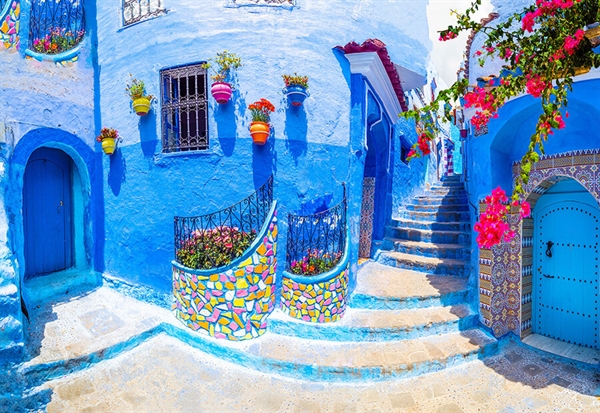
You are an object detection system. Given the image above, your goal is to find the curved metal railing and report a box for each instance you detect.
[286,185,347,276]
[174,176,274,270]
[28,0,85,55]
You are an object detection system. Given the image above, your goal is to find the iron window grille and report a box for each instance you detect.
[29,0,85,54]
[160,63,209,153]
[123,0,166,27]
[286,185,347,274]
[174,176,274,269]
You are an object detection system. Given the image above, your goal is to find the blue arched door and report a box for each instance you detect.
[23,148,73,279]
[534,182,599,349]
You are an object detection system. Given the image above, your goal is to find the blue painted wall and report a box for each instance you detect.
[95,0,434,294]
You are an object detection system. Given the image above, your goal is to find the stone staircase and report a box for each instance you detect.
[262,175,498,381]
[18,176,499,390]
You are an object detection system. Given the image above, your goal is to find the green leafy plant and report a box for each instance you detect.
[403,0,600,247]
[282,73,309,89]
[289,250,343,276]
[176,227,256,270]
[126,75,152,101]
[201,51,242,83]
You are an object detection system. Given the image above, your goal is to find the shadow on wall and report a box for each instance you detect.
[108,149,126,196]
[139,109,158,158]
[252,132,277,190]
[284,105,308,165]
[215,90,240,157]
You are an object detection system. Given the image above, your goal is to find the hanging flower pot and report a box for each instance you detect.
[460,129,468,138]
[96,127,119,155]
[132,97,152,116]
[282,73,309,107]
[250,121,271,145]
[284,85,310,107]
[211,81,233,104]
[126,76,153,116]
[248,98,275,145]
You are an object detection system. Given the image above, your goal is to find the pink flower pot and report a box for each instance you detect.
[211,82,233,104]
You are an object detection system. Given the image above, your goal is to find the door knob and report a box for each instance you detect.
[57,200,63,214]
[545,240,554,258]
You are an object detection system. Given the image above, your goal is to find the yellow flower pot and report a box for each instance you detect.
[132,97,151,116]
[101,138,116,155]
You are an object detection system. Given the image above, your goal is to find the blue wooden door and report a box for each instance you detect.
[23,148,73,278]
[535,201,599,349]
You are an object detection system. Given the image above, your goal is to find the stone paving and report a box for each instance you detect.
[13,286,600,412]
[42,333,600,413]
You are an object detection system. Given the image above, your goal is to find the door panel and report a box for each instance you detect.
[535,202,599,348]
[23,148,73,278]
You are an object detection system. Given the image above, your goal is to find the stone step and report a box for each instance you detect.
[223,328,498,382]
[383,238,471,260]
[404,203,470,212]
[351,262,470,309]
[385,226,470,245]
[397,209,471,223]
[268,305,477,342]
[413,196,468,206]
[426,187,467,195]
[375,250,469,276]
[391,218,470,232]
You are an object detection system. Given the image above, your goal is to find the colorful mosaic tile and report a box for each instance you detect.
[480,149,600,339]
[0,1,20,50]
[280,264,349,323]
[172,211,278,341]
[359,177,375,258]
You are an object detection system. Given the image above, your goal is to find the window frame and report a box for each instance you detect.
[160,62,209,154]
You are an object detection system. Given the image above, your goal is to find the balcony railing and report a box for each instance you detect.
[29,0,85,55]
[174,176,274,270]
[286,185,347,276]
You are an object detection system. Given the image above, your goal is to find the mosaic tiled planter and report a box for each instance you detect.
[172,203,278,341]
[280,239,349,323]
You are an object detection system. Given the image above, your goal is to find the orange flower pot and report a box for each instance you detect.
[250,121,270,145]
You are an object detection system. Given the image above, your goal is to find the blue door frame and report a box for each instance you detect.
[23,147,73,278]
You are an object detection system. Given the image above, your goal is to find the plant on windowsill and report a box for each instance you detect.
[202,51,242,104]
[248,98,275,145]
[126,76,153,116]
[96,127,119,155]
[282,73,310,107]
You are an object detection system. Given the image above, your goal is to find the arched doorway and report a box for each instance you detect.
[358,91,393,258]
[23,147,75,278]
[532,178,599,349]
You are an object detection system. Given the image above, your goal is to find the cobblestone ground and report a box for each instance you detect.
[42,333,600,413]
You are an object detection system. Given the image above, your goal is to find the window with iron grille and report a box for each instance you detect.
[123,0,166,27]
[160,63,209,153]
[29,0,85,55]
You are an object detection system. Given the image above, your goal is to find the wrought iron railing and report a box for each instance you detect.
[174,176,274,270]
[123,0,166,27]
[286,185,347,276]
[29,0,85,55]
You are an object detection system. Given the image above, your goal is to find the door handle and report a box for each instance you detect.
[542,273,555,279]
[57,200,63,214]
[545,240,554,258]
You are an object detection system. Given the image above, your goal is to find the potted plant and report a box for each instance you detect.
[282,73,309,107]
[202,51,242,104]
[96,127,119,155]
[126,76,153,116]
[248,98,275,145]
